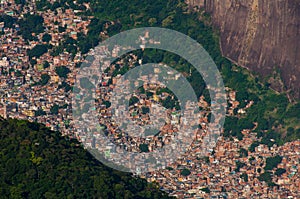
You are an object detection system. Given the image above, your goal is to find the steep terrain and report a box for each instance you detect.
[0,118,172,199]
[187,0,300,99]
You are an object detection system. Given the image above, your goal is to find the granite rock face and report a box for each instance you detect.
[187,0,300,98]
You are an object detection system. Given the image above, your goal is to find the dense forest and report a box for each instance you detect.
[0,118,173,199]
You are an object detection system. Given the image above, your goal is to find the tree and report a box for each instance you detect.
[35,108,46,116]
[256,118,269,131]
[275,168,286,177]
[260,130,282,147]
[146,91,154,98]
[0,118,172,199]
[200,187,210,193]
[0,14,16,28]
[58,26,66,33]
[42,33,52,42]
[238,118,255,130]
[162,96,176,109]
[103,101,111,108]
[162,15,174,27]
[129,96,139,106]
[236,90,249,102]
[10,185,24,199]
[36,0,51,11]
[249,141,259,152]
[166,167,173,171]
[285,103,300,118]
[55,66,71,78]
[30,59,37,66]
[40,74,50,86]
[14,0,26,5]
[107,22,122,36]
[240,173,248,182]
[139,144,149,152]
[286,127,295,137]
[141,106,150,114]
[258,172,272,183]
[180,168,191,176]
[18,14,44,41]
[50,104,59,115]
[239,148,248,157]
[43,61,50,68]
[235,161,246,172]
[28,45,48,58]
[264,156,283,171]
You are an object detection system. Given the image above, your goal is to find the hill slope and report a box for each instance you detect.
[187,0,300,99]
[0,118,172,199]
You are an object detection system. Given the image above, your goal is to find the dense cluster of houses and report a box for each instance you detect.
[0,0,299,198]
[0,0,90,135]
[145,128,300,198]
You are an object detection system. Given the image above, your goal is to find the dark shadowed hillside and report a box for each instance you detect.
[0,118,172,199]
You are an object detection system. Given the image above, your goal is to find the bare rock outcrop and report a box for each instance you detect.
[187,0,300,98]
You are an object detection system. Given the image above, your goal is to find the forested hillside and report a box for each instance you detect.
[0,118,172,199]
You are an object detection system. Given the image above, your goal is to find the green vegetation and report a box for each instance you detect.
[58,81,72,92]
[30,59,37,66]
[39,74,50,86]
[249,141,260,152]
[18,14,44,41]
[34,0,300,145]
[103,100,111,108]
[200,187,210,193]
[142,107,150,114]
[239,148,248,157]
[27,44,48,59]
[235,161,246,172]
[43,61,50,68]
[285,103,300,118]
[15,70,23,77]
[50,104,59,115]
[58,25,66,33]
[139,144,149,152]
[258,172,272,183]
[180,168,191,176]
[34,108,46,117]
[0,118,173,199]
[161,96,180,110]
[129,96,139,106]
[0,14,16,28]
[166,167,173,171]
[240,173,248,182]
[258,170,278,187]
[14,0,26,5]
[201,156,210,164]
[55,66,71,78]
[42,33,52,43]
[264,155,282,171]
[223,117,244,140]
[275,168,286,177]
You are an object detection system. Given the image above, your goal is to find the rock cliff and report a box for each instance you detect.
[187,0,300,99]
